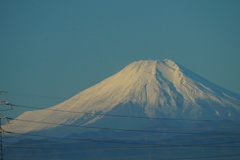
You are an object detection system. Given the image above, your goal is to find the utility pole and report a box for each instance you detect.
[0,114,9,160]
[0,117,3,160]
[0,91,12,160]
[148,152,152,160]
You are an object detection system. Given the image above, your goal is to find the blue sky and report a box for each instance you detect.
[1,0,240,117]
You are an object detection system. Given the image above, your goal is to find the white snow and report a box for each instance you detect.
[3,59,240,135]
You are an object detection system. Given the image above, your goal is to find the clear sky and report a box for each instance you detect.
[1,0,240,118]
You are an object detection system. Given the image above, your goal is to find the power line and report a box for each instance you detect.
[4,91,240,159]
[4,131,157,146]
[4,136,240,159]
[4,145,240,150]
[6,129,239,149]
[3,153,240,160]
[4,90,240,124]
[6,115,238,132]
[12,104,240,123]
[3,141,240,150]
[5,127,240,149]
[9,117,239,135]
[4,131,240,148]
[4,141,240,150]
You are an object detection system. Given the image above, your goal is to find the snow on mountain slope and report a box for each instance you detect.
[3,59,240,134]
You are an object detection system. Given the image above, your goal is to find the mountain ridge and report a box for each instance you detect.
[3,59,240,135]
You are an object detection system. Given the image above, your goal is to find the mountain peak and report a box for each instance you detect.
[124,59,180,77]
[162,58,178,67]
[131,59,177,67]
[56,59,239,120]
[4,59,240,134]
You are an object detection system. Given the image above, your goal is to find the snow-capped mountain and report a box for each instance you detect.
[3,59,240,135]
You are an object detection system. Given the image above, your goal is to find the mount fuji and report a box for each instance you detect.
[3,59,240,136]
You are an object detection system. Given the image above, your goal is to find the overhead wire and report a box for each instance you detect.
[12,104,240,123]
[8,114,240,133]
[6,115,240,149]
[4,99,240,147]
[4,130,240,152]
[4,117,240,157]
[7,117,240,135]
[4,120,240,159]
[4,144,240,160]
[4,136,240,157]
[4,131,240,149]
[4,120,240,158]
[5,131,239,152]
[4,121,240,147]
[4,90,240,128]
[5,118,239,150]
[3,153,240,160]
[8,117,240,136]
[5,131,159,146]
[3,91,240,159]
[4,141,240,150]
[4,90,240,124]
[4,117,240,149]
[4,142,240,150]
[5,129,238,144]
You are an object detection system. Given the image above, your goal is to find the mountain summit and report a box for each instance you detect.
[4,59,240,134]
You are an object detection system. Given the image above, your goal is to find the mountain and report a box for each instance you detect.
[3,59,240,136]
